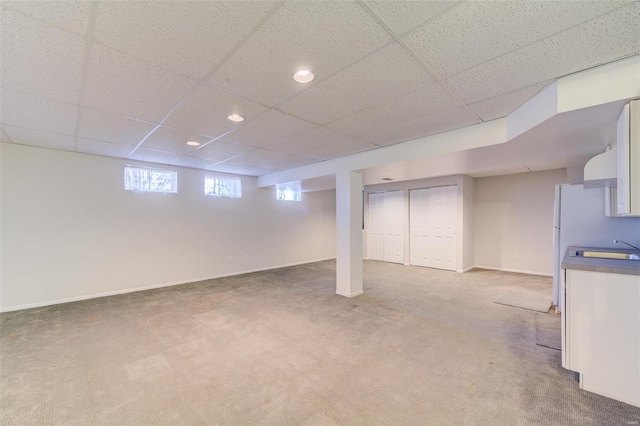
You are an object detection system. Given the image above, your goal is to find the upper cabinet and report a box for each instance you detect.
[616,100,640,217]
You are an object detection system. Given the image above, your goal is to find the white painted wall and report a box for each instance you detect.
[462,175,475,272]
[0,143,336,311]
[473,169,567,276]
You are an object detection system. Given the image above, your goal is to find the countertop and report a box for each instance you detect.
[562,246,640,276]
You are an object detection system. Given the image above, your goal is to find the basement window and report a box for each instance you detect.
[276,182,301,201]
[204,176,242,198]
[124,166,177,193]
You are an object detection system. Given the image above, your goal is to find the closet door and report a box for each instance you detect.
[368,191,405,263]
[431,185,457,270]
[409,189,434,267]
[410,186,457,271]
[383,191,404,264]
[368,193,385,261]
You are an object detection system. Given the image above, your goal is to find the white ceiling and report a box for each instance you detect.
[1,1,639,178]
[358,99,627,186]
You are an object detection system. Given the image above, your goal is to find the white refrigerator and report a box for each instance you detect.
[552,183,640,307]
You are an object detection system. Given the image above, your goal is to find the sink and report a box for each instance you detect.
[575,251,640,260]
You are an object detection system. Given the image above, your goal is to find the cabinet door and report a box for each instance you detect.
[617,100,640,216]
[566,269,640,406]
[617,104,631,215]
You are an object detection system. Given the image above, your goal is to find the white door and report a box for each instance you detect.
[409,188,434,267]
[410,186,457,271]
[383,191,404,264]
[368,191,405,263]
[368,192,385,261]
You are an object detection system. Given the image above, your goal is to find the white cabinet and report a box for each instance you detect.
[616,100,640,216]
[565,269,640,407]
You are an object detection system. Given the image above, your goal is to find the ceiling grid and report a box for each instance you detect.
[0,0,638,178]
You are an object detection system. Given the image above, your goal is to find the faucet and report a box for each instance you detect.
[613,239,640,251]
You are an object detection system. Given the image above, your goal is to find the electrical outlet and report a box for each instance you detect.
[226,256,233,263]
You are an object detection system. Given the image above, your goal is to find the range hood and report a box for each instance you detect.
[583,145,617,189]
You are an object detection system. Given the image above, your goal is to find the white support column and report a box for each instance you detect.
[335,170,363,298]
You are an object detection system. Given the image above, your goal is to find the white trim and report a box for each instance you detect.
[472,265,553,277]
[335,290,364,298]
[0,257,336,313]
[461,266,476,273]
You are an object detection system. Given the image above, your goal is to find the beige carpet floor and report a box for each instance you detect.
[1,260,639,425]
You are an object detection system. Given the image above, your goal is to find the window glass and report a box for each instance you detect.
[276,182,301,201]
[124,166,177,193]
[204,176,242,198]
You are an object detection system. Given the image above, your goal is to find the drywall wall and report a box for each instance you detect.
[462,175,475,272]
[474,169,567,275]
[0,143,336,311]
[363,174,473,272]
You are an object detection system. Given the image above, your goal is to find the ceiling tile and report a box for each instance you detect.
[268,126,354,156]
[1,1,91,37]
[139,126,211,155]
[170,156,216,170]
[206,163,278,177]
[365,0,456,36]
[76,138,134,159]
[0,88,78,135]
[129,148,179,165]
[361,106,480,147]
[190,139,253,162]
[0,9,85,103]
[446,3,640,104]
[403,1,632,78]
[226,149,316,170]
[222,109,315,148]
[77,108,157,146]
[328,82,462,137]
[164,84,268,138]
[207,1,391,106]
[83,44,197,123]
[467,81,551,122]
[94,1,276,80]
[278,43,433,124]
[1,125,76,151]
[305,138,378,161]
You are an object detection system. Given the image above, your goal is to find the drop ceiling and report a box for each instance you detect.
[1,1,639,178]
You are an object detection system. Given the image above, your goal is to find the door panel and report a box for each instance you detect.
[384,191,404,263]
[410,189,433,267]
[410,186,457,271]
[368,193,385,261]
[368,191,405,264]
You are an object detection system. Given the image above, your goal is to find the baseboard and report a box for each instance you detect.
[335,290,364,298]
[461,266,475,273]
[0,257,337,313]
[472,265,553,277]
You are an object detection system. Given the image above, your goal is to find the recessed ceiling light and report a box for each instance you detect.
[293,70,315,83]
[227,114,244,122]
[186,141,200,146]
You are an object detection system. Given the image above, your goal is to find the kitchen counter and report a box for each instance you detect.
[562,246,640,275]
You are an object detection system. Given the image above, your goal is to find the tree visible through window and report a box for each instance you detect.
[124,166,177,193]
[204,176,242,198]
[276,182,301,201]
